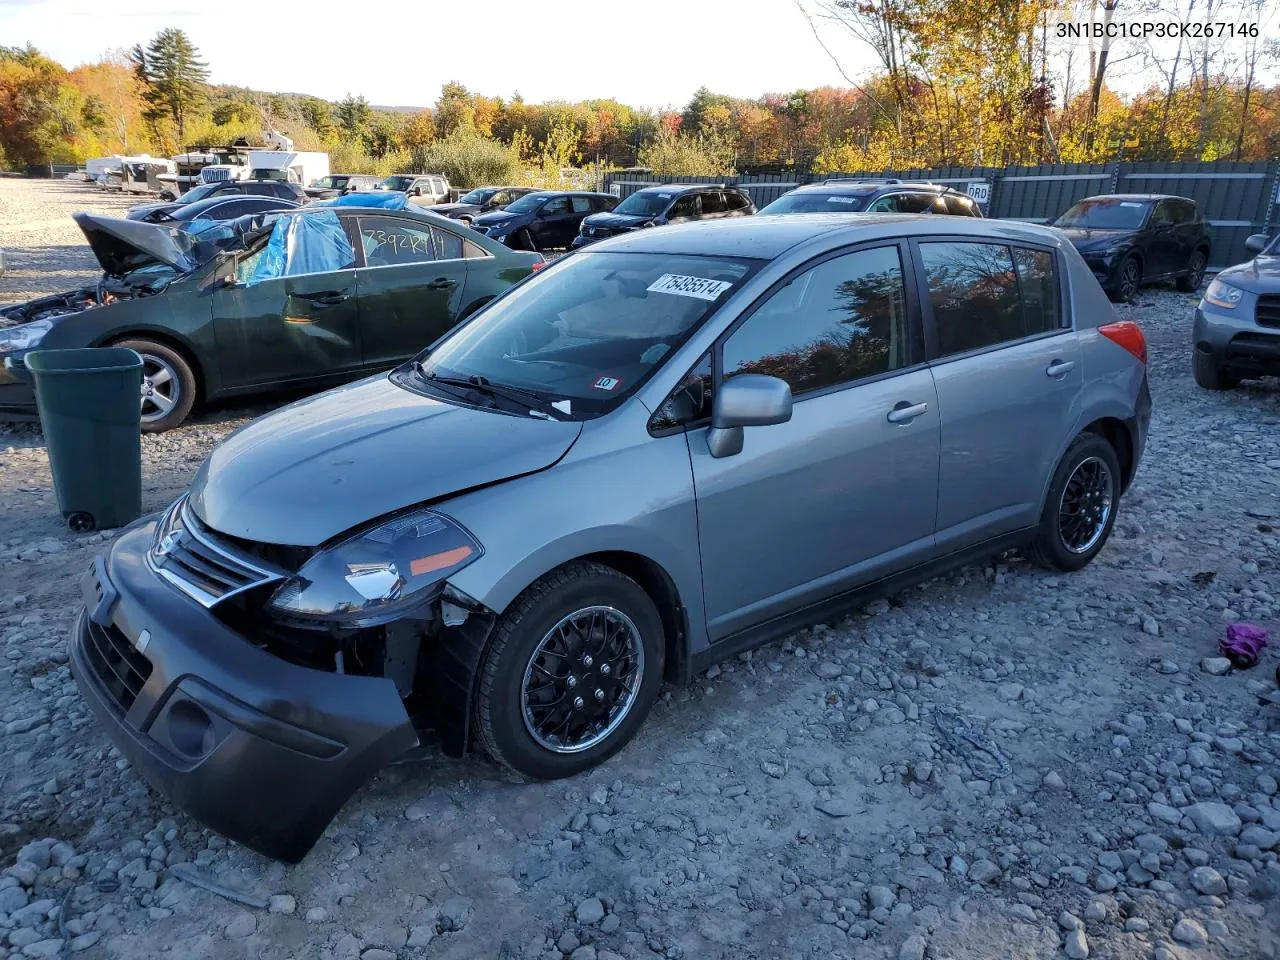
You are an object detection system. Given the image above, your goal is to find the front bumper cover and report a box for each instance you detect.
[69,520,418,862]
[0,353,37,420]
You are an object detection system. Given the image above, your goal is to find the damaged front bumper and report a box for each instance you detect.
[69,520,420,862]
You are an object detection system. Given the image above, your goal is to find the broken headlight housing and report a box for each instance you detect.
[265,509,482,628]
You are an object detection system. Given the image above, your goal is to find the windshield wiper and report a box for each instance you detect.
[420,369,566,419]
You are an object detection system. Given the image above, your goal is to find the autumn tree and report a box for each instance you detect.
[131,28,209,143]
[335,94,372,142]
[69,52,143,154]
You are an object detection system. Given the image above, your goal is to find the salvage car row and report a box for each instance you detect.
[1,180,1277,432]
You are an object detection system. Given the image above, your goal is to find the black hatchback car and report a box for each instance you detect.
[1051,194,1210,302]
[758,179,982,218]
[573,184,755,248]
[471,191,617,252]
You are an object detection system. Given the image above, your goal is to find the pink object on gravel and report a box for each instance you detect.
[1220,623,1269,668]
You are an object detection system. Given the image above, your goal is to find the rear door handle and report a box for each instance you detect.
[1046,359,1076,378]
[427,277,458,289]
[886,401,929,424]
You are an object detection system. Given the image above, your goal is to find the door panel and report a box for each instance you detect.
[690,370,940,640]
[353,215,469,369]
[211,271,363,389]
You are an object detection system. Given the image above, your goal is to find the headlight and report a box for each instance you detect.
[1203,278,1244,309]
[266,509,482,627]
[0,319,53,353]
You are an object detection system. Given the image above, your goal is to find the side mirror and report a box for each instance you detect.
[1245,234,1270,256]
[707,374,792,459]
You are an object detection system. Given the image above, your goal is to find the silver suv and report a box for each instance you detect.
[71,214,1151,861]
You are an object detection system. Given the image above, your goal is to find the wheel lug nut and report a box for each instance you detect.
[573,696,584,710]
[566,675,577,688]
[600,663,611,676]
[582,654,593,667]
[594,688,604,701]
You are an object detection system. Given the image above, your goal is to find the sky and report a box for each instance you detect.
[5,0,1276,110]
[2,0,878,110]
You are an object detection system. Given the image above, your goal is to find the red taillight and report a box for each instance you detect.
[1098,321,1147,365]
[530,257,546,272]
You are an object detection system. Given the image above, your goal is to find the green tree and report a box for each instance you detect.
[131,28,209,143]
[335,93,371,141]
[299,96,335,140]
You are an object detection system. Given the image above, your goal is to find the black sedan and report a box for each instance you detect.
[430,186,537,225]
[153,195,299,231]
[470,191,617,251]
[1052,194,1210,302]
[127,180,306,223]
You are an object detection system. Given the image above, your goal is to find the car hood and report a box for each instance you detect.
[431,202,479,216]
[1215,253,1280,294]
[1054,226,1139,252]
[188,374,583,546]
[583,212,652,230]
[473,210,520,227]
[74,212,200,275]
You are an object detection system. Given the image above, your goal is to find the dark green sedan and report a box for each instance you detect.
[0,205,543,431]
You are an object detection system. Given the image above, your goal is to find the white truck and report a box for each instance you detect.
[244,150,330,188]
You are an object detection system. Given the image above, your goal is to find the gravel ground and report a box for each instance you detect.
[1,177,1279,960]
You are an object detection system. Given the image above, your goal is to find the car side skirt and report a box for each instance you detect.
[689,527,1034,677]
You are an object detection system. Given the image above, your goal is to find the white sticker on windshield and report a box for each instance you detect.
[1120,202,1143,208]
[647,274,733,301]
[658,193,672,199]
[827,196,857,204]
[552,399,572,415]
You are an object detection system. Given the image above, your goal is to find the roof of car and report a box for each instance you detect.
[598,212,1064,260]
[521,190,617,198]
[631,183,740,195]
[1079,194,1190,203]
[785,180,962,196]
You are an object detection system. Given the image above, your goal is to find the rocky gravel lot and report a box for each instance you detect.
[1,176,1279,960]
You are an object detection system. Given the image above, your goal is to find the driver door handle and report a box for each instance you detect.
[1046,359,1076,378]
[427,277,458,289]
[307,290,350,306]
[886,401,929,424]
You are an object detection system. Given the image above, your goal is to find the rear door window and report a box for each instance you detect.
[358,215,439,265]
[700,191,727,215]
[726,191,752,211]
[943,195,978,217]
[1013,247,1061,335]
[919,241,1023,357]
[570,196,593,214]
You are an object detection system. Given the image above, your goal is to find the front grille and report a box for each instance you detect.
[1256,295,1280,329]
[201,168,231,182]
[148,498,285,608]
[1225,332,1280,363]
[82,618,152,713]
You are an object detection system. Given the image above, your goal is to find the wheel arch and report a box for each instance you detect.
[1081,416,1135,492]
[100,329,207,404]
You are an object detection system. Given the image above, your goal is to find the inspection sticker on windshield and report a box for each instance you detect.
[647,274,733,301]
[1120,202,1144,207]
[827,196,857,204]
[592,376,621,391]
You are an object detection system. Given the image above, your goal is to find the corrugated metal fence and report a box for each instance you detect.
[602,161,1280,271]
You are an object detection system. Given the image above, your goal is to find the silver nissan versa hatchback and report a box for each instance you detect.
[71,214,1151,861]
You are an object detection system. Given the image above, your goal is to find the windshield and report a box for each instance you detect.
[503,192,548,214]
[314,176,348,190]
[760,191,869,214]
[412,251,760,417]
[613,192,673,216]
[381,176,414,191]
[460,188,496,204]
[1055,199,1151,230]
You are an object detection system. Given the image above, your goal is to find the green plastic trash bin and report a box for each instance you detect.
[26,347,143,532]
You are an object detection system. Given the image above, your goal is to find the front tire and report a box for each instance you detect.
[511,228,537,252]
[1107,256,1141,303]
[1193,348,1239,390]
[111,338,197,432]
[1027,434,1122,572]
[475,562,664,780]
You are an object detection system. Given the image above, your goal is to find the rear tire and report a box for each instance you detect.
[1193,348,1238,390]
[512,228,536,252]
[1027,433,1122,572]
[474,561,664,780]
[111,338,197,432]
[1176,249,1207,292]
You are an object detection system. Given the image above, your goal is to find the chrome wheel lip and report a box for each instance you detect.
[521,605,644,755]
[1058,455,1114,555]
[138,353,179,424]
